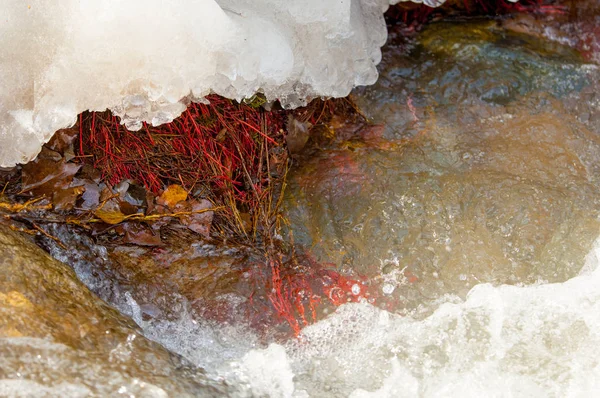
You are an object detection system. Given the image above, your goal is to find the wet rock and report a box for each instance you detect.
[0,223,228,397]
[501,0,600,65]
[353,20,595,139]
[36,223,285,337]
[286,107,600,313]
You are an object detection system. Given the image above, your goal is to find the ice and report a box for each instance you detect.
[1,0,527,167]
[0,0,440,167]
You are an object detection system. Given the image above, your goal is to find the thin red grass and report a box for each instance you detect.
[260,254,372,336]
[77,94,371,335]
[385,0,561,27]
[77,96,286,239]
[79,96,283,194]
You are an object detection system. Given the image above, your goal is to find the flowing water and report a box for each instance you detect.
[6,14,600,398]
[286,20,600,314]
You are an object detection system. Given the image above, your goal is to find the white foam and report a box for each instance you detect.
[234,344,297,398]
[95,233,600,397]
[100,238,600,397]
[221,237,600,397]
[120,291,261,373]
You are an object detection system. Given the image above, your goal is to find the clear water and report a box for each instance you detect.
[285,20,600,314]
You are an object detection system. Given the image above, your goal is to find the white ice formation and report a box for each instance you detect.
[1,0,524,167]
[0,0,401,167]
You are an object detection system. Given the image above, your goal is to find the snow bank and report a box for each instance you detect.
[4,0,526,167]
[0,0,398,167]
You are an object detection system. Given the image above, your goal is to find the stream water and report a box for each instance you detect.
[7,12,600,398]
[276,20,600,397]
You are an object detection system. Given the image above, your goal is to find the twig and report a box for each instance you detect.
[0,197,53,213]
[31,222,67,250]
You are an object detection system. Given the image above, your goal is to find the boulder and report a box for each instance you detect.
[0,223,227,397]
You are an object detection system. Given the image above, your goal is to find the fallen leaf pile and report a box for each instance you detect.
[0,96,362,250]
[1,129,219,248]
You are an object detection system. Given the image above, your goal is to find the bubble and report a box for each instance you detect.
[382,283,395,295]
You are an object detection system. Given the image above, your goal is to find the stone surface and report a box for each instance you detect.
[0,223,228,397]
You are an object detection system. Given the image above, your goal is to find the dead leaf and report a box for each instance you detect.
[181,199,214,238]
[121,223,163,246]
[46,127,78,154]
[21,158,81,197]
[286,115,312,156]
[157,184,188,209]
[118,200,138,216]
[80,182,101,210]
[53,186,85,211]
[99,187,116,202]
[94,209,126,225]
[79,164,102,183]
[123,183,147,207]
[63,146,76,162]
[94,201,126,225]
[239,212,253,234]
[216,128,228,142]
[37,147,62,162]
[145,190,156,214]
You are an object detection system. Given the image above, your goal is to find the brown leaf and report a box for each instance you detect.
[123,183,147,207]
[215,128,228,142]
[121,223,163,246]
[285,115,312,156]
[53,186,85,211]
[181,199,214,238]
[239,212,253,234]
[79,164,102,183]
[157,185,188,209]
[99,187,116,202]
[118,200,139,216]
[21,158,81,197]
[46,127,78,154]
[38,147,63,162]
[145,190,156,214]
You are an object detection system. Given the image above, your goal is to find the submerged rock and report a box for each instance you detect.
[284,20,600,312]
[354,19,595,138]
[0,224,228,397]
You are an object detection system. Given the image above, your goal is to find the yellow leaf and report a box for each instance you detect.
[94,208,126,225]
[158,184,188,208]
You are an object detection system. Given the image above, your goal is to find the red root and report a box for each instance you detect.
[386,0,561,27]
[78,95,285,200]
[264,255,373,336]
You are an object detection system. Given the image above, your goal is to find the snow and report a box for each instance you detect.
[0,0,451,167]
